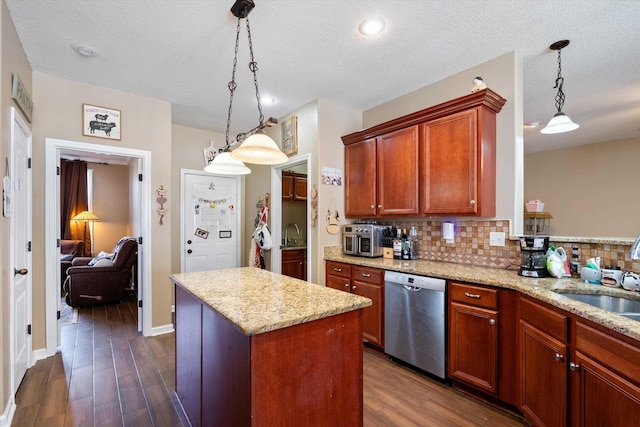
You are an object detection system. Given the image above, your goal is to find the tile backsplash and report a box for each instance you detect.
[378,219,637,272]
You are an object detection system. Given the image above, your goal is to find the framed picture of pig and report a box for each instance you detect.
[82,104,121,140]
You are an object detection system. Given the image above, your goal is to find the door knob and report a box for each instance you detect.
[14,268,28,275]
[187,249,193,254]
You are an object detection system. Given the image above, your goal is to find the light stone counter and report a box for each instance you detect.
[170,267,371,336]
[324,248,640,342]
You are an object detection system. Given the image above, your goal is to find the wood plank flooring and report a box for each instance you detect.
[12,295,527,426]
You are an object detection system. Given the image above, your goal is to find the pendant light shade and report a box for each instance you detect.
[204,151,251,175]
[231,130,288,165]
[540,112,580,134]
[540,40,579,135]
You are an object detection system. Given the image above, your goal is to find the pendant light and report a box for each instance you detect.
[540,40,580,134]
[226,0,287,165]
[204,151,251,175]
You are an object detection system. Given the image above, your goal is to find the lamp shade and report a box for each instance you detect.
[72,210,100,221]
[204,152,251,175]
[230,131,288,165]
[540,112,579,134]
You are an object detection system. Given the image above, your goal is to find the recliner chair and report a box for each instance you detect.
[63,236,138,308]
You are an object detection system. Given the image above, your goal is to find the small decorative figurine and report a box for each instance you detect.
[471,76,487,93]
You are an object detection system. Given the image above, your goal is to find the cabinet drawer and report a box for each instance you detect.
[450,282,498,309]
[575,321,640,382]
[352,266,383,285]
[519,296,568,343]
[326,261,351,278]
[282,249,305,261]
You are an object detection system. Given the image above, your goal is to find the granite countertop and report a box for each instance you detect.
[170,267,371,336]
[324,250,640,342]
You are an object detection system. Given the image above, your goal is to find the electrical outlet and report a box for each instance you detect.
[489,232,506,247]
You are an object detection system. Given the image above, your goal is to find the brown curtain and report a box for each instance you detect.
[60,160,90,253]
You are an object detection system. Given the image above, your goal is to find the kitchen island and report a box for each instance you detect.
[170,267,371,427]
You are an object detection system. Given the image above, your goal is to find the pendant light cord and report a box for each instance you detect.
[553,48,566,114]
[224,8,265,148]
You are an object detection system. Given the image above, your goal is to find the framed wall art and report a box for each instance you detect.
[281,115,298,156]
[82,104,121,140]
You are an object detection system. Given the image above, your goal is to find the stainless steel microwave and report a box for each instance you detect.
[342,224,389,257]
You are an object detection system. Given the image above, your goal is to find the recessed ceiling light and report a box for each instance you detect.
[71,43,97,57]
[261,95,276,105]
[359,17,386,36]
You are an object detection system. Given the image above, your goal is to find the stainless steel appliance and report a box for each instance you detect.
[518,236,550,278]
[342,224,389,257]
[384,271,447,379]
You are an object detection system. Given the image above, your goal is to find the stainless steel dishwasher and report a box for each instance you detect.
[384,270,446,379]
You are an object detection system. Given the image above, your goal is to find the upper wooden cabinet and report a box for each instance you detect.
[342,89,505,218]
[282,172,307,201]
[344,126,419,217]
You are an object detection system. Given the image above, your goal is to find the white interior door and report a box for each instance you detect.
[181,170,241,272]
[11,107,32,393]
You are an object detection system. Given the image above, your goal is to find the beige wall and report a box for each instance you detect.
[1,0,33,414]
[32,73,173,338]
[524,136,640,238]
[90,163,130,255]
[362,51,523,234]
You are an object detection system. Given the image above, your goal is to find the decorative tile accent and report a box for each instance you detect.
[379,220,636,272]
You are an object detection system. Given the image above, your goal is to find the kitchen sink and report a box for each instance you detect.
[558,293,640,320]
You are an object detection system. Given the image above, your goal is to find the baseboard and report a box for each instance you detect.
[33,347,51,362]
[0,394,16,427]
[151,323,175,336]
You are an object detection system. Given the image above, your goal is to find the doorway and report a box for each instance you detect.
[270,154,311,279]
[44,138,152,356]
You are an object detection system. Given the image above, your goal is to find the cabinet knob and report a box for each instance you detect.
[352,285,357,291]
[569,362,580,371]
[343,284,349,289]
[489,319,496,326]
[378,205,382,208]
[469,200,476,205]
[370,205,375,209]
[554,353,564,362]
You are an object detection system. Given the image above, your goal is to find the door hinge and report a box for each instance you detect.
[138,300,143,308]
[138,236,142,245]
[27,324,32,335]
[56,166,60,176]
[27,158,32,169]
[57,310,61,320]
[27,241,32,252]
[138,173,143,182]
[57,238,61,248]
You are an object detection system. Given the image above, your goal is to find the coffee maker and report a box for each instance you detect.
[518,236,549,277]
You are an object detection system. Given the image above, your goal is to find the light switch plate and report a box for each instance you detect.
[489,232,506,247]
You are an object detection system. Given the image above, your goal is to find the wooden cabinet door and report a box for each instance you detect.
[571,351,640,427]
[326,274,350,292]
[422,109,479,214]
[449,301,499,394]
[282,173,294,200]
[293,176,307,200]
[345,138,377,217]
[281,249,305,280]
[351,279,383,347]
[377,126,419,215]
[520,321,568,427]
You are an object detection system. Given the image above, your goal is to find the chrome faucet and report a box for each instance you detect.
[285,223,300,245]
[630,234,640,260]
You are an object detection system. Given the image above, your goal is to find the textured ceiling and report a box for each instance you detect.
[5,0,640,153]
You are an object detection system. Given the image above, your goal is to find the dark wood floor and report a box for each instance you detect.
[12,296,526,426]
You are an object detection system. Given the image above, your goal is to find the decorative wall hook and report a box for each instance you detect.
[156,185,167,225]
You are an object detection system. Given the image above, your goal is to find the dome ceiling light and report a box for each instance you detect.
[359,17,386,36]
[540,40,580,135]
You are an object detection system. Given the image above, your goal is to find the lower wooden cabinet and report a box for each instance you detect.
[281,249,306,280]
[519,297,569,426]
[325,261,384,347]
[448,282,500,394]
